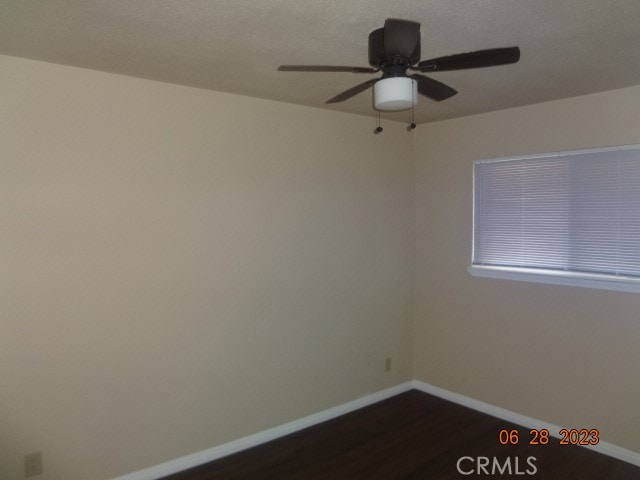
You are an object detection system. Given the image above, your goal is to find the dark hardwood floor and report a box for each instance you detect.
[161,390,640,479]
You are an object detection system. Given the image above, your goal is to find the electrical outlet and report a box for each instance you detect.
[24,451,43,477]
[385,357,392,372]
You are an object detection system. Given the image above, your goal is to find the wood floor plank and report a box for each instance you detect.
[160,390,640,479]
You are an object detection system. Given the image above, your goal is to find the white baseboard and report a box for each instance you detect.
[111,382,414,480]
[412,380,640,468]
[113,380,640,479]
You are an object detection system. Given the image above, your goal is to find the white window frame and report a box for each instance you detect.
[468,144,640,293]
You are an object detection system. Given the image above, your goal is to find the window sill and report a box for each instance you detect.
[468,265,640,293]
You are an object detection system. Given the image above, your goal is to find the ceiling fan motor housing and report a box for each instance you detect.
[368,27,421,67]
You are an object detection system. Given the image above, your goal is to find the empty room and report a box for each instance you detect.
[2,1,640,479]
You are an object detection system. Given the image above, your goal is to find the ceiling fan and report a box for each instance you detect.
[278,18,520,115]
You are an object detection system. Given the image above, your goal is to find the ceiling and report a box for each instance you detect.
[2,0,640,124]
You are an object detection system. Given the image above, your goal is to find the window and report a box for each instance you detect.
[469,145,640,293]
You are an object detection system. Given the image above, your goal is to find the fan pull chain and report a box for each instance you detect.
[408,81,417,131]
[374,110,383,134]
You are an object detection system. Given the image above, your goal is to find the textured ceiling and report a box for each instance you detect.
[2,0,640,124]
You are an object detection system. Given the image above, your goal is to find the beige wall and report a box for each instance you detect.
[0,55,415,480]
[414,86,640,453]
[4,52,640,480]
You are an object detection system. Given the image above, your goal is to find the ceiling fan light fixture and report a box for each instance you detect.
[373,77,417,111]
[279,18,520,118]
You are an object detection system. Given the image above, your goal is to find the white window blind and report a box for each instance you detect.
[471,145,640,292]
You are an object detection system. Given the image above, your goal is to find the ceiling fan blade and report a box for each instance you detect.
[383,18,420,60]
[325,78,378,104]
[416,47,520,72]
[278,65,378,73]
[412,74,458,101]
